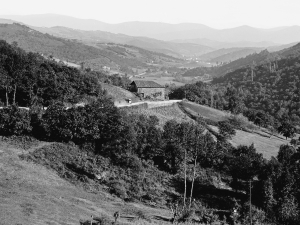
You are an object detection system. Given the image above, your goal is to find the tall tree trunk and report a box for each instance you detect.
[5,86,9,106]
[189,155,198,209]
[183,148,187,208]
[13,84,16,105]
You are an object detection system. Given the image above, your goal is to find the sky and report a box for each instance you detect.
[1,0,300,29]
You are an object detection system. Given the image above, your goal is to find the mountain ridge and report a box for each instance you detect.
[2,14,300,43]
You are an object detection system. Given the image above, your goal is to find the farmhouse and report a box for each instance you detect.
[130,80,165,100]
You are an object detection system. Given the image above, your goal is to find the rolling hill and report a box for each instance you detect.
[198,47,263,63]
[31,26,214,57]
[184,42,300,78]
[0,23,181,73]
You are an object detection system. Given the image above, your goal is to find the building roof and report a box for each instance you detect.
[131,80,163,88]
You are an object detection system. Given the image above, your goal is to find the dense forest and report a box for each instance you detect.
[213,50,300,126]
[0,40,131,107]
[1,40,300,224]
[183,43,300,79]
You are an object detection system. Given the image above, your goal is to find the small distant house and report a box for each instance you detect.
[102,66,111,72]
[130,80,165,100]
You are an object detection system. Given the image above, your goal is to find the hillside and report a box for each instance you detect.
[32,26,213,58]
[212,46,300,123]
[0,138,172,224]
[0,23,181,73]
[208,48,263,63]
[198,47,262,62]
[179,101,288,158]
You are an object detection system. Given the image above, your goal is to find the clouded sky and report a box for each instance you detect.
[1,0,299,28]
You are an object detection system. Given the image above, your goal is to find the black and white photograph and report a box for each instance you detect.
[0,0,300,224]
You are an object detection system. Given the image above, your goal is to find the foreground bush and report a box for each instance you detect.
[0,105,32,136]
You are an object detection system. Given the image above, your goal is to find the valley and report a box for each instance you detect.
[1,11,300,225]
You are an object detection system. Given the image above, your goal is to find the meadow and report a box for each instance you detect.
[180,101,289,159]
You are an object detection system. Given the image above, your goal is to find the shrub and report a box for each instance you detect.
[0,105,32,136]
[136,210,152,222]
[118,155,144,173]
[226,113,257,131]
[109,180,128,199]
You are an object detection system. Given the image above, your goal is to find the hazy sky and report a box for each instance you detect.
[1,0,300,28]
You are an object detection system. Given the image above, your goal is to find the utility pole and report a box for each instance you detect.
[250,179,252,225]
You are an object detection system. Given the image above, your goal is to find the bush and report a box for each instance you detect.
[109,180,128,199]
[226,113,257,131]
[0,105,32,136]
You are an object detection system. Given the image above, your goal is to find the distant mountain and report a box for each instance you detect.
[0,23,180,72]
[198,47,263,62]
[1,14,300,44]
[0,18,18,24]
[31,26,214,57]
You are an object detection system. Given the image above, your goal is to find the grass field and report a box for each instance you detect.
[231,129,288,159]
[0,138,172,225]
[180,101,289,159]
[180,101,228,122]
[124,103,193,127]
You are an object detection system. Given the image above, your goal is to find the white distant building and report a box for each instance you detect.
[102,66,111,72]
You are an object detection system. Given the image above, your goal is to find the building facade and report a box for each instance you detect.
[130,80,165,100]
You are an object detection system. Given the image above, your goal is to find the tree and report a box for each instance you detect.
[188,124,205,209]
[278,119,296,140]
[218,121,236,140]
[162,120,183,173]
[226,87,245,114]
[0,105,32,136]
[230,144,264,182]
[0,56,11,106]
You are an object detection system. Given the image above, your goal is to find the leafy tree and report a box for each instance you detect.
[218,121,236,140]
[162,120,183,173]
[278,118,296,140]
[0,105,32,135]
[226,86,245,114]
[230,144,264,182]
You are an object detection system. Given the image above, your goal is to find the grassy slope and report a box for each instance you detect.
[181,101,228,122]
[180,101,288,159]
[123,103,193,127]
[0,138,170,225]
[230,129,288,159]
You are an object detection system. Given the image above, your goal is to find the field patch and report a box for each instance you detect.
[180,101,228,122]
[124,103,193,127]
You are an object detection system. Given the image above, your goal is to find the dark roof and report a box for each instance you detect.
[131,80,163,88]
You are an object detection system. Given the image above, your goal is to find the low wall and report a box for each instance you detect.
[117,100,181,109]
